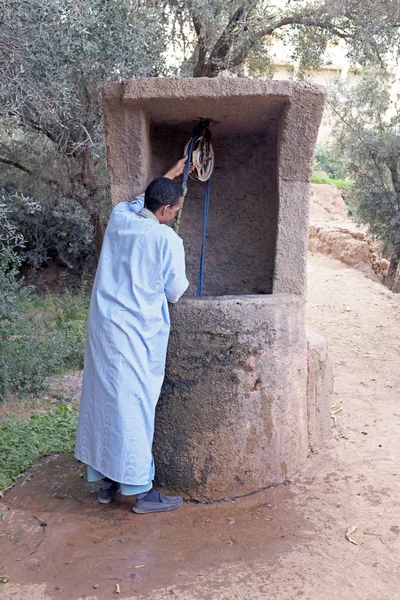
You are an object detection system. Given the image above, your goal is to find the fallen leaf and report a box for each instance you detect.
[1,577,9,583]
[331,403,343,426]
[345,523,359,545]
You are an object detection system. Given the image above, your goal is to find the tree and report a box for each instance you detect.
[0,197,32,350]
[1,0,399,270]
[0,0,167,261]
[329,71,400,291]
[168,0,400,78]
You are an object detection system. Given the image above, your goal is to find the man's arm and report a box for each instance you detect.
[129,157,190,212]
[164,156,192,180]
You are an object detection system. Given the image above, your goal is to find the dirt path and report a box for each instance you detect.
[1,253,400,600]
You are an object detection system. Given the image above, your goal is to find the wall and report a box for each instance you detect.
[154,295,308,500]
[149,126,279,295]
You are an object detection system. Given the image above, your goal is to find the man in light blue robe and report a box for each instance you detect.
[75,159,189,514]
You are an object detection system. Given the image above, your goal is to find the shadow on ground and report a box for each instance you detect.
[0,454,299,599]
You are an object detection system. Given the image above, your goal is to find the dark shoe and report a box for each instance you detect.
[97,481,120,504]
[132,488,183,514]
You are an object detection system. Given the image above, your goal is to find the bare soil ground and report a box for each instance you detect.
[1,253,400,600]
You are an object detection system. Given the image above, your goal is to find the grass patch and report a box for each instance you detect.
[311,176,352,190]
[0,404,78,491]
[1,289,89,400]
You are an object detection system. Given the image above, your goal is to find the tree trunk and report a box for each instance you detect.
[91,209,106,259]
[80,148,105,258]
[386,250,400,292]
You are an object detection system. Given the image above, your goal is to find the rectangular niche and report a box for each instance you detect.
[149,118,282,296]
[105,79,325,297]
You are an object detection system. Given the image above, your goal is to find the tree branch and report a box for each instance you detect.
[24,119,60,145]
[0,156,32,176]
[203,4,251,76]
[0,155,61,188]
[196,8,356,77]
[192,14,208,78]
[231,15,355,68]
[260,17,354,40]
[389,162,400,197]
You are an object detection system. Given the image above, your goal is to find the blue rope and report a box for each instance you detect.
[182,135,210,297]
[198,179,210,297]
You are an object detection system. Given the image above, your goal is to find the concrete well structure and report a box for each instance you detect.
[103,78,332,500]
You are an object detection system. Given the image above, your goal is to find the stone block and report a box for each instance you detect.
[154,295,309,500]
[103,77,326,297]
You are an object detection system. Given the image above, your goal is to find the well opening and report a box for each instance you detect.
[149,116,283,297]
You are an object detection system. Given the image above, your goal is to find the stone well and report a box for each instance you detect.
[103,78,332,500]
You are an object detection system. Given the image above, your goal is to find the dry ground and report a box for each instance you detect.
[1,253,400,600]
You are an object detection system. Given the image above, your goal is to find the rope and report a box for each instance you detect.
[177,135,211,297]
[182,136,198,198]
[173,136,198,236]
[198,179,210,297]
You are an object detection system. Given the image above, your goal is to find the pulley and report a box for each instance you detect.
[179,118,215,296]
[184,136,215,182]
[183,118,215,182]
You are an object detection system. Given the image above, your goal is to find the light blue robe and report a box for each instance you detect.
[75,195,189,486]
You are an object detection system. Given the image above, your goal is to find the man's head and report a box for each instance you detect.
[145,177,183,225]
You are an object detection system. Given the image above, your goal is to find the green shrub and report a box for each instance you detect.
[311,175,352,189]
[0,290,89,399]
[1,197,90,400]
[0,405,78,490]
[314,141,349,180]
[0,201,30,330]
[2,192,96,273]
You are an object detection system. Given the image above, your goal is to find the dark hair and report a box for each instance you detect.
[144,177,182,212]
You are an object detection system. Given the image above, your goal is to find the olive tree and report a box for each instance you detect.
[168,0,400,78]
[0,0,167,261]
[330,71,400,291]
[1,0,399,269]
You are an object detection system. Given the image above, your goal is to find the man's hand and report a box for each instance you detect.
[164,156,193,180]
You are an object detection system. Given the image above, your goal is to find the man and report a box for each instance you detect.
[75,158,190,514]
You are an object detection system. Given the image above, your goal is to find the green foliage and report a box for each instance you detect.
[169,0,400,77]
[0,0,399,279]
[329,71,400,285]
[314,141,349,181]
[311,175,351,189]
[0,405,78,490]
[0,199,32,337]
[0,289,89,400]
[3,191,96,271]
[1,197,89,399]
[0,0,168,269]
[0,0,167,153]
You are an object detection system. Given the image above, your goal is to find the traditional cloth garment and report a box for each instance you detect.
[75,194,189,493]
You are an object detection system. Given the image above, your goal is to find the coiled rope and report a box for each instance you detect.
[179,136,211,297]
